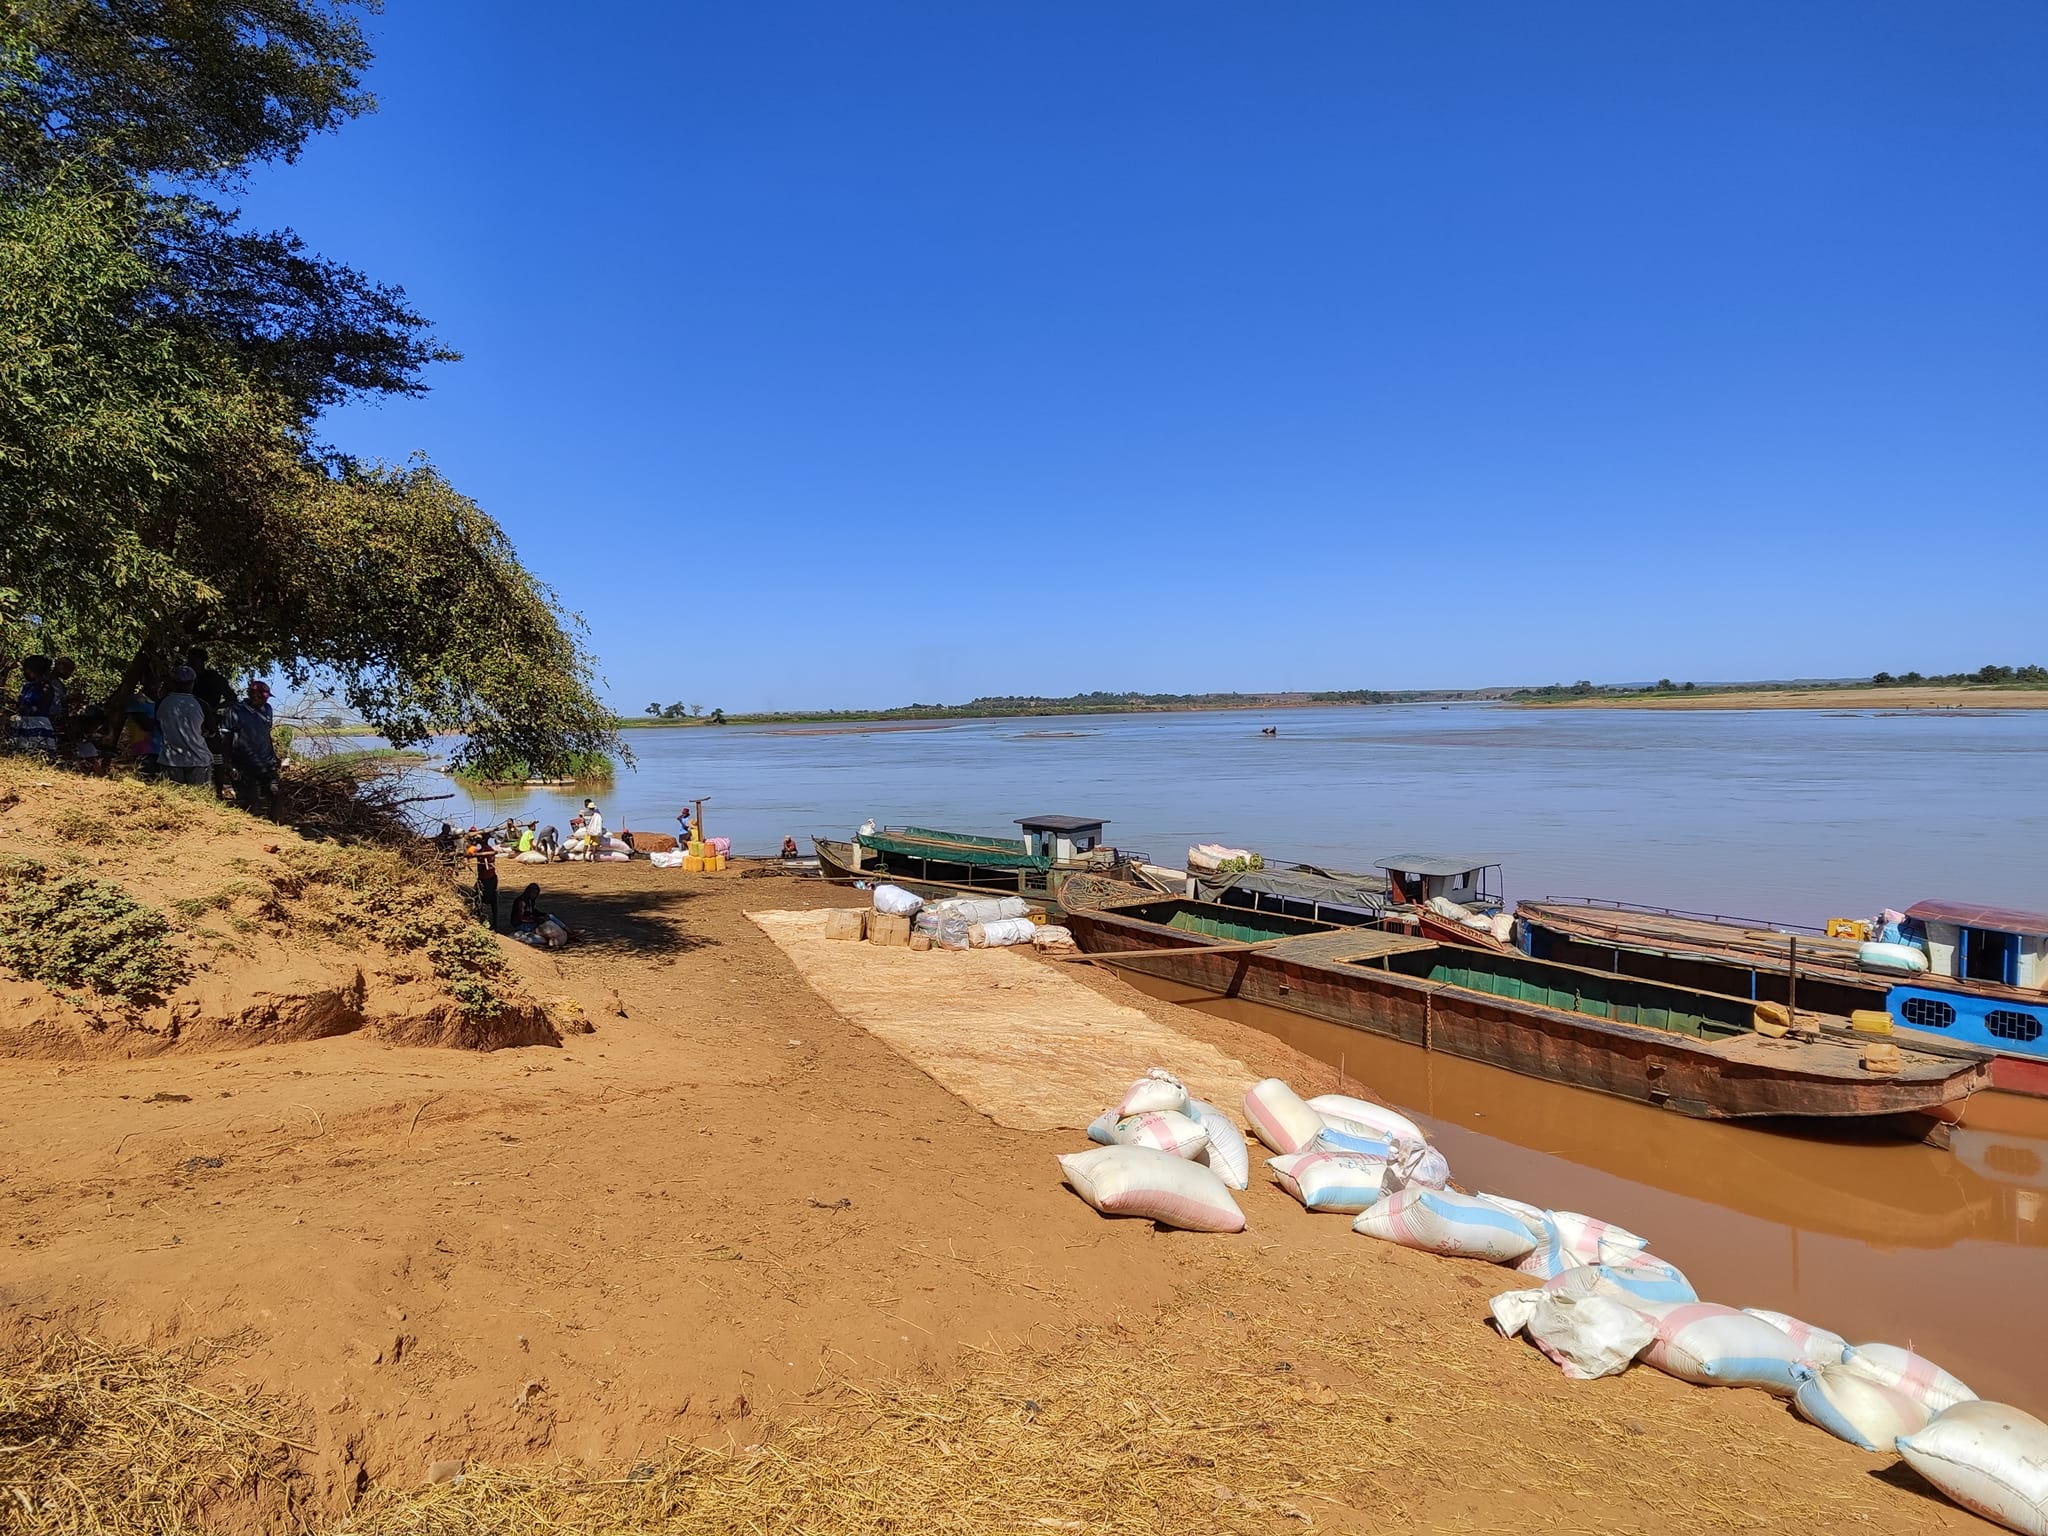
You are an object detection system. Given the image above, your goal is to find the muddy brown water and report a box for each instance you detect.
[1123,975,2048,1416]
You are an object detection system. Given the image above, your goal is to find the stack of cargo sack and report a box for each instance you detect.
[1471,1204,2048,1536]
[1241,1077,1453,1218]
[1059,1069,1250,1233]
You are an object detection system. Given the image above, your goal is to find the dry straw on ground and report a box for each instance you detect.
[1,1245,1936,1535]
[0,1334,308,1534]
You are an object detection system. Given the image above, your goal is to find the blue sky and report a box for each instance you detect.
[244,3,2047,712]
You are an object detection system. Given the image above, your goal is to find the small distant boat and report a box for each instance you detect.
[1063,891,1991,1135]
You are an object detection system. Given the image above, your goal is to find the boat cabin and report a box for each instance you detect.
[1908,901,2048,992]
[1017,815,1107,864]
[1375,854,1503,910]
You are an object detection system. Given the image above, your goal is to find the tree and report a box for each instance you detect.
[662,702,688,719]
[646,702,662,717]
[1872,672,1895,687]
[0,2,617,777]
[707,707,725,724]
[689,703,704,718]
[1656,678,1673,691]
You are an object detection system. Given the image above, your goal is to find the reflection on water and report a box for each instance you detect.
[1124,975,2048,1416]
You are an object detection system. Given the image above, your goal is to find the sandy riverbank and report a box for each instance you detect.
[0,831,2002,1530]
[1518,685,2048,711]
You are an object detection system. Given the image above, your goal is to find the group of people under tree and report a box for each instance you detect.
[5,650,280,810]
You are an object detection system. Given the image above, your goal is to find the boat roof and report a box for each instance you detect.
[1908,899,2048,936]
[1374,853,1499,877]
[1016,814,1107,832]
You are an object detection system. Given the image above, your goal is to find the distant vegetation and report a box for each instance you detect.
[452,751,614,785]
[620,688,1499,726]
[1508,665,2047,703]
[614,668,2048,727]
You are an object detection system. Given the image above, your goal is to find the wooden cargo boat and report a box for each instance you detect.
[813,814,1136,911]
[1519,897,2048,1098]
[1064,894,1992,1132]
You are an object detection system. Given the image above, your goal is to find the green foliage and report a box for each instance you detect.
[451,749,613,785]
[275,843,513,1018]
[1,2,619,779]
[1871,664,2047,688]
[0,856,188,1005]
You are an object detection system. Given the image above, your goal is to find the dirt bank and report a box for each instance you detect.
[0,850,2000,1531]
[1518,686,2048,711]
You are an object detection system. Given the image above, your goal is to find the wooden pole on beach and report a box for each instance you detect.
[1787,936,1799,1022]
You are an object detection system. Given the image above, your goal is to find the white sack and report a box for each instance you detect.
[1032,924,1077,950]
[1841,1343,1978,1414]
[1110,1110,1209,1159]
[1117,1069,1190,1118]
[871,883,925,916]
[938,895,1030,924]
[968,916,1038,947]
[1306,1093,1426,1145]
[1243,1078,1326,1155]
[1544,1254,1696,1307]
[1491,1286,1657,1381]
[1794,1364,1932,1452]
[1898,1401,2048,1536]
[1745,1309,1850,1368]
[1186,1098,1250,1190]
[1057,1145,1246,1233]
[1351,1186,1538,1263]
[1268,1150,1392,1214]
[1635,1302,1809,1395]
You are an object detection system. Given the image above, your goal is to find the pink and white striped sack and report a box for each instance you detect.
[1058,1145,1245,1233]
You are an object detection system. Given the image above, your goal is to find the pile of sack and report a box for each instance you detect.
[1242,1076,1452,1214]
[866,885,1077,953]
[1059,1069,1251,1233]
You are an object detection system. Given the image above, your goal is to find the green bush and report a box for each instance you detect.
[275,845,513,1018]
[0,858,189,1005]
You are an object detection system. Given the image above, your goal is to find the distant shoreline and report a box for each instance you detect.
[1515,686,2048,711]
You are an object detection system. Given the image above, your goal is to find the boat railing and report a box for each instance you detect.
[1528,895,1831,937]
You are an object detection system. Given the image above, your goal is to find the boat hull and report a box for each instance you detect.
[810,836,1064,913]
[1066,904,1989,1126]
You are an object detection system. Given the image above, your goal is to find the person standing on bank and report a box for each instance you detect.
[156,667,213,787]
[467,829,500,930]
[227,680,279,810]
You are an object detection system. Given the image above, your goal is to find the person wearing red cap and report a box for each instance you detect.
[227,679,279,810]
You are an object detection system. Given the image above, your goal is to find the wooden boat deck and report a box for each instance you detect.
[1522,901,1867,976]
[1266,928,1438,965]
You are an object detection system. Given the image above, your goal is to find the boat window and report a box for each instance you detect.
[1899,997,1956,1029]
[1985,1009,2044,1044]
[1963,928,2019,986]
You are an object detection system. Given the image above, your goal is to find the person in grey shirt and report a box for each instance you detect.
[156,667,213,787]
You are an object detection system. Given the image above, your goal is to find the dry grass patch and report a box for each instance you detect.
[0,1335,307,1535]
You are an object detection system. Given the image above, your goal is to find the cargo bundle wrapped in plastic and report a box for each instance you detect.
[872,883,924,916]
[968,916,1038,947]
[1057,1145,1246,1233]
[931,895,1030,925]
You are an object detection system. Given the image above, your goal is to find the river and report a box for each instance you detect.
[420,702,2045,923]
